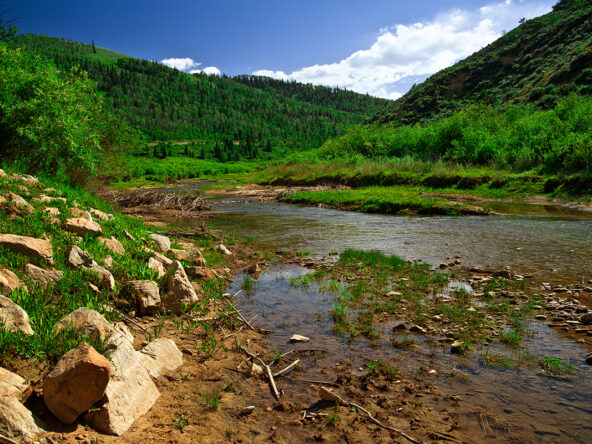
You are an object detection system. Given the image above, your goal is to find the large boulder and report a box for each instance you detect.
[53,308,113,342]
[24,263,63,289]
[43,343,111,424]
[185,266,219,281]
[149,233,170,253]
[64,217,103,237]
[0,234,53,265]
[140,338,183,378]
[0,268,27,294]
[0,295,34,335]
[99,236,125,256]
[161,261,198,313]
[128,280,160,315]
[0,367,43,441]
[85,334,160,436]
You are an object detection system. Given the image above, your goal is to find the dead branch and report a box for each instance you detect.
[115,192,211,212]
[272,359,300,378]
[222,292,260,333]
[240,345,281,399]
[350,403,421,444]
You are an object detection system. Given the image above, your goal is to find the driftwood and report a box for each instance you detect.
[240,345,281,399]
[115,192,211,211]
[317,387,421,444]
[272,359,300,378]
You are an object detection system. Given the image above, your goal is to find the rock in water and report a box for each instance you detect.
[289,334,310,343]
[24,263,63,289]
[140,338,183,378]
[0,234,53,265]
[128,280,161,315]
[161,261,198,313]
[580,313,592,325]
[85,334,160,436]
[43,343,111,424]
[0,367,43,441]
[149,233,170,253]
[0,295,34,335]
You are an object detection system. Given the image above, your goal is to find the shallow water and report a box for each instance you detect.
[228,264,592,443]
[166,187,592,442]
[211,200,592,283]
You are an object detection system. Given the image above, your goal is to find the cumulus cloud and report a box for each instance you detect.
[253,0,554,99]
[161,57,201,71]
[161,57,221,76]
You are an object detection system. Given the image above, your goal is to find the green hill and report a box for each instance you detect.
[8,34,392,155]
[372,0,592,126]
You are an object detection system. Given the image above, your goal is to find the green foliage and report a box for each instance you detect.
[337,249,405,270]
[0,43,142,183]
[314,95,592,177]
[372,1,592,125]
[9,34,391,151]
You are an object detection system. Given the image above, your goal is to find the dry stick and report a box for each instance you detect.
[289,378,339,387]
[240,345,281,399]
[117,311,148,332]
[272,359,301,378]
[223,293,259,333]
[350,403,421,444]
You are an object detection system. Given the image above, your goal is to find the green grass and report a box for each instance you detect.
[204,387,222,410]
[538,357,580,376]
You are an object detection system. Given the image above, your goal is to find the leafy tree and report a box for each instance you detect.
[0,9,17,42]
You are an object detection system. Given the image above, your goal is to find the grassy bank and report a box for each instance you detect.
[282,186,490,215]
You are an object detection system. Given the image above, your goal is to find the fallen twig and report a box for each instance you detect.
[240,345,281,399]
[350,403,421,444]
[118,312,147,332]
[223,292,260,333]
[272,359,300,378]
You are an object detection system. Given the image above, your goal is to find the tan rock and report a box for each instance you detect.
[0,268,27,294]
[0,367,43,441]
[103,255,114,268]
[185,266,219,281]
[171,248,206,266]
[99,236,125,256]
[85,334,160,436]
[161,261,198,313]
[90,208,114,221]
[43,343,111,424]
[218,244,232,256]
[6,192,33,211]
[139,338,183,378]
[64,217,102,237]
[143,246,173,267]
[43,207,61,216]
[66,246,115,290]
[33,195,67,204]
[128,280,160,315]
[0,295,34,335]
[0,234,53,265]
[289,334,310,343]
[148,257,165,278]
[54,308,113,342]
[24,263,63,289]
[318,387,345,404]
[70,207,92,220]
[9,174,39,186]
[0,169,6,179]
[149,233,170,253]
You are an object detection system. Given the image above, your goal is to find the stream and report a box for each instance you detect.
[176,188,592,442]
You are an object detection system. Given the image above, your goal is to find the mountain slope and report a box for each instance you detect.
[372,0,592,126]
[9,34,392,149]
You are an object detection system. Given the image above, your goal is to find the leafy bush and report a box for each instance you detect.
[0,43,141,183]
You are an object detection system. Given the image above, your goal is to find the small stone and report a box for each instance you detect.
[0,267,27,294]
[250,362,264,377]
[386,291,402,297]
[43,207,61,216]
[392,322,407,331]
[99,237,125,256]
[148,257,166,278]
[289,334,310,343]
[450,341,464,354]
[586,354,592,365]
[43,343,111,424]
[409,325,426,334]
[24,263,63,289]
[103,255,114,268]
[128,280,160,315]
[90,208,114,221]
[149,234,170,253]
[238,406,255,416]
[161,261,198,314]
[218,244,232,256]
[7,192,33,211]
[318,387,344,403]
[0,295,34,335]
[64,217,103,237]
[580,313,592,325]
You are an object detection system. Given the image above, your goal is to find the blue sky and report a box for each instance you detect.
[6,0,555,98]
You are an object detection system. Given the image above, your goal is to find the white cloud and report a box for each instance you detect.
[253,0,554,99]
[160,58,221,76]
[161,57,201,71]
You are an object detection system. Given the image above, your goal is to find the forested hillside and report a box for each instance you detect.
[372,0,592,126]
[9,34,391,154]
